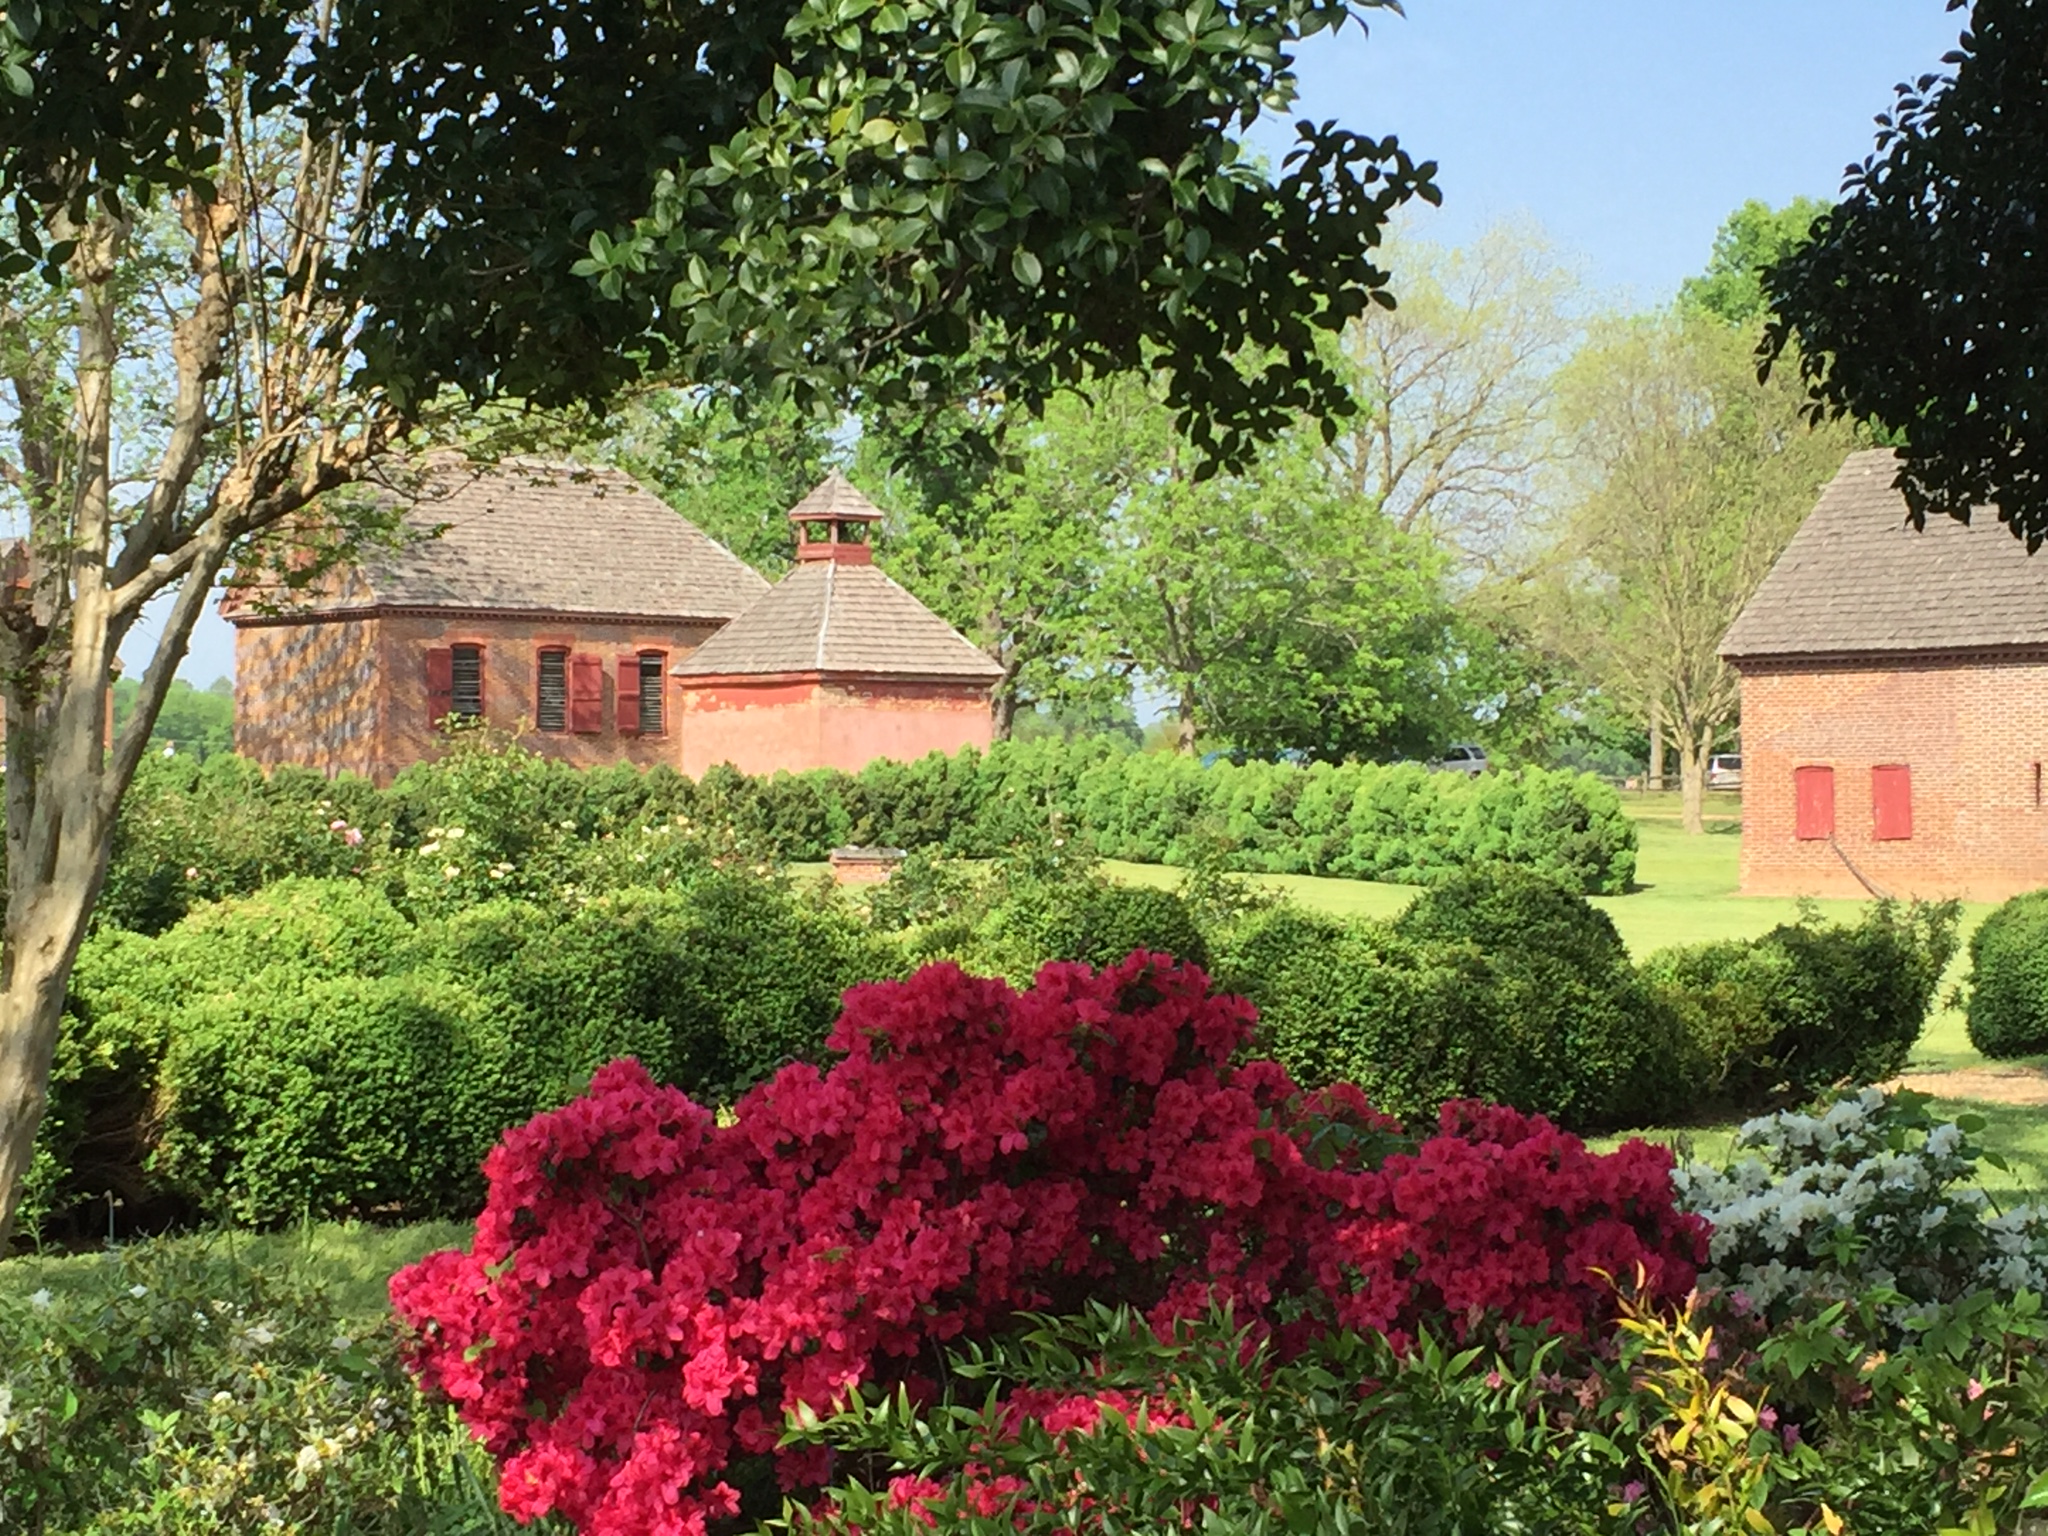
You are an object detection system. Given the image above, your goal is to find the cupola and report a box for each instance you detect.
[788,470,883,564]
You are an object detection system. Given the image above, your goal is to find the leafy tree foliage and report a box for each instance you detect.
[1544,316,1854,832]
[110,677,234,762]
[1764,1,2048,540]
[1103,375,1459,760]
[1679,196,1829,329]
[594,393,837,575]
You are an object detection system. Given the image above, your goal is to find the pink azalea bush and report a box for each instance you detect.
[392,954,1704,1536]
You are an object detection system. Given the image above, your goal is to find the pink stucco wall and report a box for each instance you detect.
[679,675,993,778]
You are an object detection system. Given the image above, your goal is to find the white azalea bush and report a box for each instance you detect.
[1673,1088,2048,1317]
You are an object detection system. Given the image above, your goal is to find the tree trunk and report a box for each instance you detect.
[1176,694,1197,755]
[0,886,99,1245]
[991,687,1017,742]
[1648,696,1666,793]
[1677,728,1711,836]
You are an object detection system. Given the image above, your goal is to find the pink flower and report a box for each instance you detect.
[390,955,1703,1536]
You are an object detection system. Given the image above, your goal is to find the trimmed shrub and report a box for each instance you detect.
[1643,900,1961,1103]
[1219,869,1681,1130]
[1391,868,1681,1127]
[1966,889,2048,1058]
[153,973,501,1225]
[1006,882,1211,974]
[104,737,1639,905]
[35,874,902,1235]
[27,881,422,1233]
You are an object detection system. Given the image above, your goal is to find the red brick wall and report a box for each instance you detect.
[1738,654,2048,899]
[234,615,383,777]
[679,677,992,778]
[235,611,719,783]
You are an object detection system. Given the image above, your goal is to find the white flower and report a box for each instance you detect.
[443,864,461,880]
[247,1323,277,1346]
[295,1444,324,1476]
[445,826,466,840]
[28,1288,50,1310]
[129,1284,148,1298]
[418,840,441,856]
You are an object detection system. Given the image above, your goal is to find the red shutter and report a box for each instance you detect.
[569,653,604,734]
[1872,764,1913,841]
[1794,765,1835,841]
[424,647,454,726]
[617,654,641,735]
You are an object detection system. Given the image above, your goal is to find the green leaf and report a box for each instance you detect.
[1011,247,1042,287]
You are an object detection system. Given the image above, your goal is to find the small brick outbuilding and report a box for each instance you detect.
[1722,449,2048,899]
[674,474,1002,777]
[227,460,769,782]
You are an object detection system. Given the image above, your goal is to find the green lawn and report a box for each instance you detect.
[0,1218,470,1318]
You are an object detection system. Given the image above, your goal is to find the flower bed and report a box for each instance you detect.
[392,954,1704,1536]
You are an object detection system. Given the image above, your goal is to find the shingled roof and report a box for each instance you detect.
[1721,449,2048,662]
[233,459,769,623]
[673,559,1004,682]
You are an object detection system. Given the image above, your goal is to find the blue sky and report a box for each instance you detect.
[149,0,1970,688]
[1257,0,1969,306]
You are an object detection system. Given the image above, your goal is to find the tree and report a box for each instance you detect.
[1315,221,1581,573]
[1764,0,2048,540]
[1104,379,1457,760]
[1548,317,1855,833]
[597,393,838,575]
[0,0,1438,1239]
[859,385,1139,739]
[111,676,235,761]
[1678,196,1829,329]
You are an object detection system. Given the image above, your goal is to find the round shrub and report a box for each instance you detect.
[1035,884,1211,972]
[29,881,421,1236]
[153,972,500,1225]
[1968,890,2048,1058]
[1220,906,1500,1125]
[1393,867,1679,1127]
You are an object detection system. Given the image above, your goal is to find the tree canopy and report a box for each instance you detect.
[2,0,1439,463]
[1764,0,2048,541]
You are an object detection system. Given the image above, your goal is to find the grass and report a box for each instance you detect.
[0,1218,469,1319]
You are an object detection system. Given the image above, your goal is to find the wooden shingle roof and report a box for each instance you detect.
[1721,449,2048,662]
[234,459,769,623]
[673,559,1003,683]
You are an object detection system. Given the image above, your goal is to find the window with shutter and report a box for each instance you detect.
[536,649,568,732]
[569,653,604,734]
[639,652,667,737]
[450,644,485,719]
[424,647,454,726]
[1793,765,1834,841]
[616,655,641,735]
[1872,764,1912,840]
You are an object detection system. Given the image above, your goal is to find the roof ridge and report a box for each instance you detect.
[816,561,834,670]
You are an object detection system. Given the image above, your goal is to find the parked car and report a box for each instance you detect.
[1430,743,1489,776]
[1707,753,1743,789]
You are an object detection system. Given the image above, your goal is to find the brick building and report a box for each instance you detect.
[674,474,1002,776]
[228,460,769,782]
[1722,449,2048,899]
